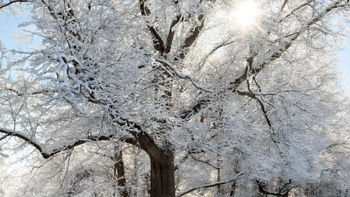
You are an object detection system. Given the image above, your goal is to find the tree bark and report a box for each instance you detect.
[114,148,129,197]
[150,151,175,197]
[230,181,236,197]
[129,130,176,197]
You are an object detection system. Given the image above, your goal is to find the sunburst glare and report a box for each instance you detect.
[232,0,261,30]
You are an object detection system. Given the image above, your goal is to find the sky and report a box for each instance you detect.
[339,38,350,92]
[0,10,39,52]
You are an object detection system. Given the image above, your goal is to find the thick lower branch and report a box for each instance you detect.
[0,127,137,159]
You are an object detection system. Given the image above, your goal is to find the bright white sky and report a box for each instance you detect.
[339,38,350,92]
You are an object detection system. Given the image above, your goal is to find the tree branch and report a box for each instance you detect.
[280,0,312,22]
[139,0,165,54]
[257,180,295,196]
[0,134,9,141]
[156,58,212,92]
[0,127,138,159]
[0,0,28,10]
[109,114,173,162]
[176,14,205,60]
[200,39,235,67]
[280,0,289,11]
[179,0,346,120]
[236,79,273,128]
[0,127,44,155]
[4,88,57,96]
[176,172,244,197]
[190,154,219,169]
[165,0,181,54]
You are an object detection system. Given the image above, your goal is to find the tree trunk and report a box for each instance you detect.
[230,181,236,197]
[150,151,175,197]
[130,127,175,197]
[280,192,288,197]
[114,149,129,197]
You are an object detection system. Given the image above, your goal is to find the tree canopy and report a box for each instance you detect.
[0,0,350,196]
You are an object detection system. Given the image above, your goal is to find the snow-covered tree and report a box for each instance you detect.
[1,0,350,196]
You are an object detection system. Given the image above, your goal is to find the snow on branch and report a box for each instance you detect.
[0,127,44,154]
[0,0,28,9]
[176,172,245,197]
[3,88,57,96]
[139,0,165,54]
[179,0,348,120]
[156,58,212,92]
[0,127,137,159]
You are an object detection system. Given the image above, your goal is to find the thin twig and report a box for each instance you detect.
[176,172,245,197]
[156,58,212,92]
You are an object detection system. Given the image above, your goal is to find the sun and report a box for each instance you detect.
[232,0,261,30]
